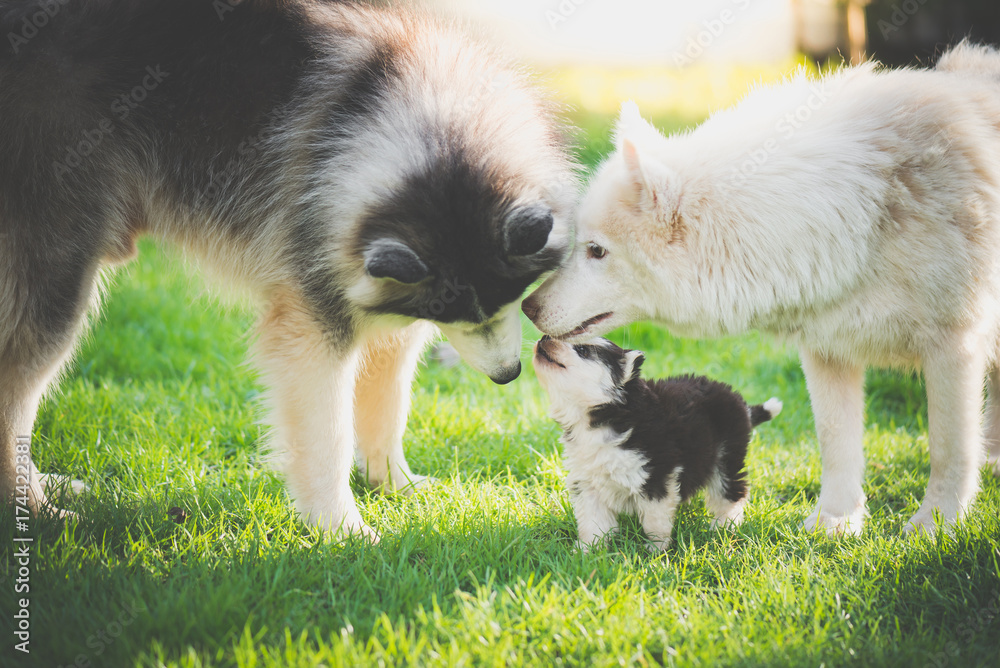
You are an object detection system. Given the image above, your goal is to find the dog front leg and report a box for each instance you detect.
[354,322,436,494]
[800,349,868,536]
[254,293,375,541]
[570,483,618,552]
[907,335,987,533]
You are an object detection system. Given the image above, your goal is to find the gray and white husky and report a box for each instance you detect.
[524,42,1000,536]
[0,0,576,539]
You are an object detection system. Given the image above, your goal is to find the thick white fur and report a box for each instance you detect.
[529,43,1000,535]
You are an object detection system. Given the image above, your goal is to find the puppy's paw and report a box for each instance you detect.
[710,514,744,531]
[803,506,866,537]
[709,499,746,530]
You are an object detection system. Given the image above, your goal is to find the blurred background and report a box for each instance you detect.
[412,0,1000,153]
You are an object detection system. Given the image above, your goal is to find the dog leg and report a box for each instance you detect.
[570,484,618,552]
[907,335,987,533]
[800,349,868,536]
[254,291,375,541]
[354,321,436,494]
[705,473,747,529]
[1,387,55,517]
[984,366,1000,477]
[638,470,683,551]
[1,253,100,518]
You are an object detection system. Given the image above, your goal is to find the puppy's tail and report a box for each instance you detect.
[750,398,782,427]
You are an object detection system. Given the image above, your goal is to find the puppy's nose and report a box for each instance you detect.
[522,295,540,322]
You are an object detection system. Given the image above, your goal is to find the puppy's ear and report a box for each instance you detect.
[364,239,430,284]
[504,204,554,257]
[622,350,645,384]
[621,140,683,238]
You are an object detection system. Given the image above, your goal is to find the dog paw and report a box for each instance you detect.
[904,507,959,537]
[803,506,866,537]
[331,517,380,544]
[39,473,86,496]
[709,501,746,530]
[710,515,744,531]
[371,473,437,497]
[646,537,672,553]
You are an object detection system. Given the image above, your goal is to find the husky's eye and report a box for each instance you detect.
[586,243,608,260]
[573,345,593,359]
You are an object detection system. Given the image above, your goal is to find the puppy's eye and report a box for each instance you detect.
[586,243,608,260]
[573,345,593,359]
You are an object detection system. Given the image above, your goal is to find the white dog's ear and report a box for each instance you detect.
[621,140,682,233]
[615,101,661,147]
[622,350,645,384]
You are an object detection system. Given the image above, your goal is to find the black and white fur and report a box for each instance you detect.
[533,337,781,551]
[0,0,577,539]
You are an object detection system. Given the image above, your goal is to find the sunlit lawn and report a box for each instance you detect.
[2,64,999,667]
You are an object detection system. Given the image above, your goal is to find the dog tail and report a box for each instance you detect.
[750,398,782,427]
[937,40,1000,83]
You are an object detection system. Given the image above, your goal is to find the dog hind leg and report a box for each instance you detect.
[254,290,375,541]
[800,349,868,536]
[354,321,436,494]
[907,334,987,533]
[704,411,751,529]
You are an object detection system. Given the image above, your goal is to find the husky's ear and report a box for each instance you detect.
[622,350,645,384]
[364,239,429,284]
[621,139,682,233]
[504,204,554,257]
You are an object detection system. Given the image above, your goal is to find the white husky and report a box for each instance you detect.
[523,42,1000,535]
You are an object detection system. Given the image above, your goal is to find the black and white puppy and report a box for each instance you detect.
[533,336,781,551]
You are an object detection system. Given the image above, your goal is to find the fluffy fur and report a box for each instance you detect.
[524,41,1000,536]
[0,0,577,539]
[533,337,780,551]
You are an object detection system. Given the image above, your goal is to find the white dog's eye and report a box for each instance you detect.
[586,243,608,260]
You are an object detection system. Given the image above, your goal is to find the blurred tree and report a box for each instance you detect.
[866,0,1000,65]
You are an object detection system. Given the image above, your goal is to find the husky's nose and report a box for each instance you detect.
[521,295,540,323]
[490,361,521,385]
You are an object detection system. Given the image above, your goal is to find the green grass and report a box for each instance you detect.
[2,111,999,668]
